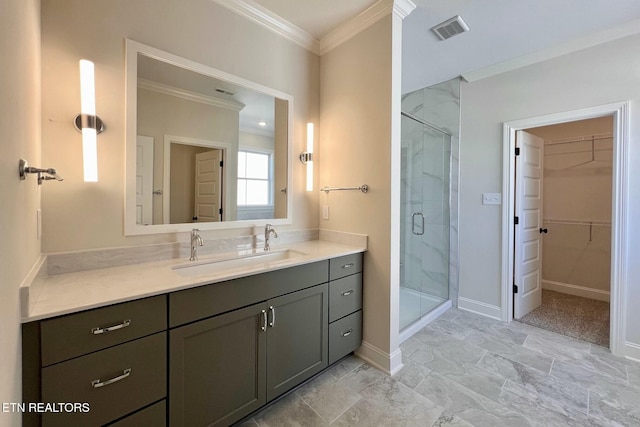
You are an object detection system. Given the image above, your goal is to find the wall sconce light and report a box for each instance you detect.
[299,123,314,192]
[73,59,105,182]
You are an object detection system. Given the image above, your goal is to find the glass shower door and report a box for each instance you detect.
[400,114,451,330]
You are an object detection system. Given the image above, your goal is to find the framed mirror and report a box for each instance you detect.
[125,40,292,235]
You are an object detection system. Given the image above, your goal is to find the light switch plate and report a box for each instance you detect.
[482,193,502,205]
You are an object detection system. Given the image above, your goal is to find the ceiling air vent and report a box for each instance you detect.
[431,15,469,41]
[215,87,235,96]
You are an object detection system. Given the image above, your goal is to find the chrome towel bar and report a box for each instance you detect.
[320,184,369,194]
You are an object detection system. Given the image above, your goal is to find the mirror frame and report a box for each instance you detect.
[125,39,293,235]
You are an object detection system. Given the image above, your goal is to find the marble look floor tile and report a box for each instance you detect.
[478,353,589,414]
[296,371,362,423]
[254,393,328,427]
[522,331,591,361]
[327,355,365,380]
[437,307,461,322]
[341,363,389,394]
[356,375,446,426]
[627,360,640,387]
[410,330,485,367]
[589,390,640,426]
[415,372,532,427]
[497,387,605,427]
[236,417,260,426]
[393,358,432,389]
[590,344,640,386]
[431,413,474,427]
[456,312,527,345]
[400,336,423,358]
[463,330,553,374]
[427,317,472,340]
[551,359,640,410]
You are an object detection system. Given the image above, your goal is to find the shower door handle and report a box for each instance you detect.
[412,212,424,236]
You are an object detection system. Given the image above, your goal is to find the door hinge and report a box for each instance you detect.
[219,160,224,167]
[514,216,519,225]
[515,147,520,156]
[219,208,223,215]
[513,284,518,294]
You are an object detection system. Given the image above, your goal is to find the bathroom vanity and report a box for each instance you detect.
[21,244,363,427]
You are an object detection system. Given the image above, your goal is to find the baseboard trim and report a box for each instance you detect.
[355,340,403,375]
[458,297,502,320]
[542,280,610,302]
[624,341,640,362]
[399,300,452,344]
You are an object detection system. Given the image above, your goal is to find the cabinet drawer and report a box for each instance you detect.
[170,261,328,327]
[329,310,362,364]
[108,400,166,427]
[41,295,166,366]
[329,273,362,322]
[41,332,166,427]
[329,253,362,281]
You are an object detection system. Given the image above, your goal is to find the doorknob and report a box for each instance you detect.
[539,228,548,234]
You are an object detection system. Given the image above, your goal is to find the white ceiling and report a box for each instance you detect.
[244,0,640,93]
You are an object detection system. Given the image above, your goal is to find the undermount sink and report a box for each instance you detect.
[172,249,307,277]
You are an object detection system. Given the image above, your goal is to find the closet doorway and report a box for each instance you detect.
[500,102,630,355]
[516,117,613,346]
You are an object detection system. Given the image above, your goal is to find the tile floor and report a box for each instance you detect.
[239,307,640,426]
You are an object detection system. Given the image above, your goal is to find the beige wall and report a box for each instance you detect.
[0,0,41,424]
[528,118,613,295]
[169,144,214,223]
[459,33,640,348]
[40,0,319,252]
[320,16,396,359]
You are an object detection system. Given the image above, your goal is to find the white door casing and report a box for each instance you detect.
[514,131,544,318]
[194,150,223,222]
[136,135,154,225]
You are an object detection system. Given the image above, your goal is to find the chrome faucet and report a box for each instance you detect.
[190,229,204,261]
[264,224,278,251]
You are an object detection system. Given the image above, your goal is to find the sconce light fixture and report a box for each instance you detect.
[299,123,314,192]
[73,59,105,182]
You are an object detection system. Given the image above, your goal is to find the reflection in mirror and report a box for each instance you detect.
[125,40,292,235]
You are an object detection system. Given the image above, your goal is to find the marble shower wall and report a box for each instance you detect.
[401,78,460,307]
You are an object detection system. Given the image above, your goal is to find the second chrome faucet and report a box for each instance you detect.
[190,229,204,261]
[264,224,278,251]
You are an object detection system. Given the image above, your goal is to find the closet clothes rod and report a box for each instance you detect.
[320,184,369,194]
[544,135,612,146]
[543,219,611,226]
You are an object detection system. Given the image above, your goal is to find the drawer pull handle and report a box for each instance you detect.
[342,289,354,296]
[342,329,353,337]
[341,263,355,269]
[91,368,131,389]
[260,310,267,331]
[91,319,131,335]
[268,306,275,328]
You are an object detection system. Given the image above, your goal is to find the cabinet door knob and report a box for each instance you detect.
[91,319,131,335]
[268,306,275,327]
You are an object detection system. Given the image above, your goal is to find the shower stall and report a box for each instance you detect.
[399,78,460,340]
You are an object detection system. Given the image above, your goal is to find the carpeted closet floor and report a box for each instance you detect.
[517,289,610,347]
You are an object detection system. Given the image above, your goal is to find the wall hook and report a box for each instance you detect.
[19,159,64,185]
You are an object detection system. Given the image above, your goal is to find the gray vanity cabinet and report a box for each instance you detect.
[169,303,267,427]
[169,283,329,426]
[266,283,328,401]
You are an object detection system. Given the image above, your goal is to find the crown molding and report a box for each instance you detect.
[210,0,320,54]
[138,78,245,111]
[210,0,417,56]
[320,0,416,55]
[462,17,640,82]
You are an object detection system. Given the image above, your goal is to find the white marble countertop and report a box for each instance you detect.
[22,240,365,323]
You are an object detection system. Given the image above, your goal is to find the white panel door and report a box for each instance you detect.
[514,130,544,318]
[194,150,222,222]
[136,136,154,225]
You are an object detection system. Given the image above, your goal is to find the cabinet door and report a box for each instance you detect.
[169,302,267,427]
[266,284,328,401]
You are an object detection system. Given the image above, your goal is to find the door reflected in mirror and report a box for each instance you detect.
[126,40,292,234]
